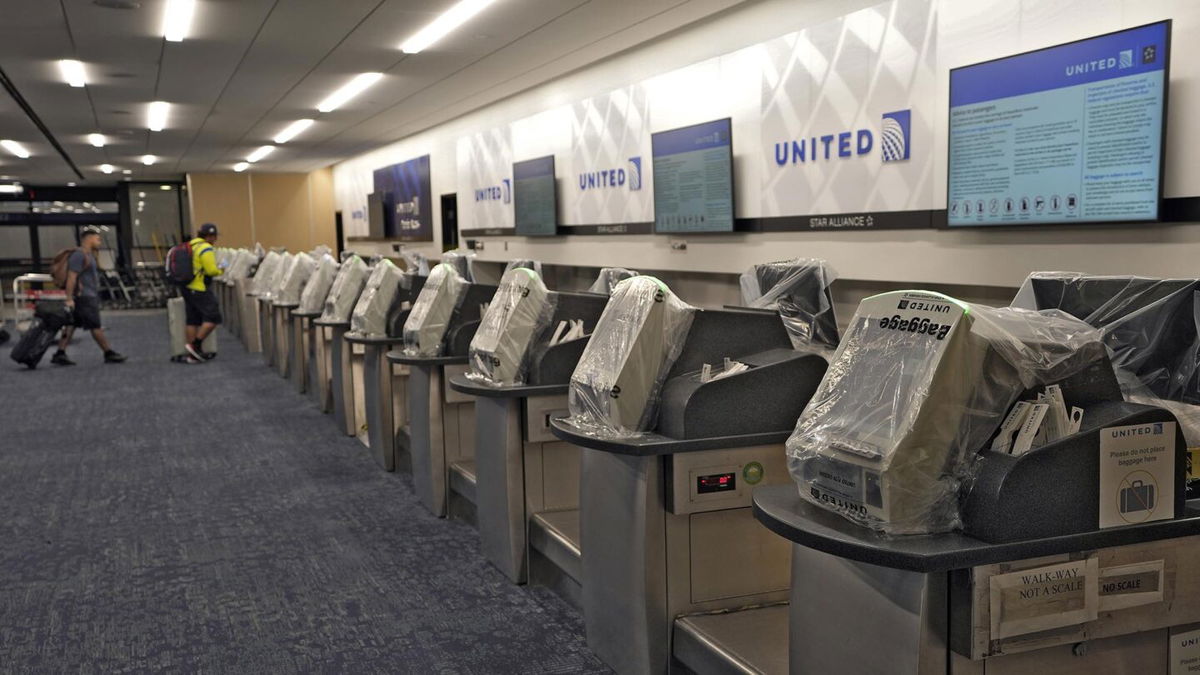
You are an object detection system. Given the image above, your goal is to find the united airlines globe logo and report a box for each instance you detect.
[880,109,911,162]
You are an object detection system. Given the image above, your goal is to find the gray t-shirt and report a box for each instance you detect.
[68,249,99,298]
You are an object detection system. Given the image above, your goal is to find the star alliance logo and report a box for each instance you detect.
[880,110,911,162]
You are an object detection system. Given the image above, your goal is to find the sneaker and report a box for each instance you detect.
[184,342,205,361]
[51,351,76,366]
[184,355,204,364]
[103,350,127,363]
[200,350,217,361]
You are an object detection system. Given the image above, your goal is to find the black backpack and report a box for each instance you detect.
[165,241,194,286]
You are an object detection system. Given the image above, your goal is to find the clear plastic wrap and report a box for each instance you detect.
[249,250,283,297]
[400,250,430,276]
[588,267,639,295]
[225,249,257,281]
[564,276,695,438]
[504,259,542,276]
[1012,271,1200,456]
[319,255,369,324]
[275,252,316,306]
[253,243,265,260]
[787,290,1105,535]
[350,259,404,338]
[740,258,839,352]
[466,267,557,386]
[402,262,470,357]
[311,244,332,259]
[441,249,476,283]
[263,252,296,303]
[298,254,339,314]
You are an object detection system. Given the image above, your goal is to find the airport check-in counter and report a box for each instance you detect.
[387,269,498,517]
[286,256,339,394]
[346,270,427,471]
[316,256,371,435]
[244,250,284,356]
[549,277,832,675]
[750,290,1200,674]
[269,252,315,379]
[447,287,610,596]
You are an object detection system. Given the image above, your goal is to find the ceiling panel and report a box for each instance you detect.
[0,0,752,187]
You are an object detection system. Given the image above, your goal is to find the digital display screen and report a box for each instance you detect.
[697,472,736,494]
[947,21,1169,227]
[652,118,734,233]
[513,155,557,236]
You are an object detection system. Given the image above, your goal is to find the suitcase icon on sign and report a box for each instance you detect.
[1120,480,1155,514]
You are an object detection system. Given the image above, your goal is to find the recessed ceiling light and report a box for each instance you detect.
[0,140,30,158]
[400,0,497,54]
[123,169,132,174]
[148,101,169,131]
[100,164,114,174]
[59,59,87,87]
[88,133,106,147]
[0,184,24,194]
[273,118,314,144]
[162,0,196,42]
[67,182,77,187]
[141,154,156,165]
[233,162,249,172]
[138,192,146,198]
[160,185,172,190]
[246,145,275,163]
[316,73,382,113]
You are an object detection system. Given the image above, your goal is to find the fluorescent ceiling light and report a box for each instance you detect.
[316,73,382,113]
[233,162,249,172]
[160,185,172,190]
[246,145,275,163]
[273,118,313,144]
[0,140,30,158]
[0,184,24,194]
[141,154,156,165]
[148,101,170,131]
[59,59,87,87]
[88,133,106,147]
[162,0,196,42]
[400,0,496,54]
[100,164,114,174]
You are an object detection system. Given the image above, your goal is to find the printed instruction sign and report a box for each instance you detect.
[1098,560,1164,611]
[1172,627,1200,675]
[989,558,1098,639]
[1099,421,1176,528]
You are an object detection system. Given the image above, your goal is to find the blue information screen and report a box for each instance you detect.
[948,21,1169,226]
[513,155,557,236]
[652,118,734,233]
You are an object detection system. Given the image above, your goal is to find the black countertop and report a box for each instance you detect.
[752,484,1200,573]
[548,418,790,456]
[312,319,350,328]
[386,351,468,366]
[292,310,322,318]
[345,334,404,346]
[447,375,569,399]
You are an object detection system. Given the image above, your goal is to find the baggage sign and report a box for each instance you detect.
[1099,422,1175,528]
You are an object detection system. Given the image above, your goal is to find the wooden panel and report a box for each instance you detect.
[308,167,337,251]
[187,173,252,249]
[251,173,310,253]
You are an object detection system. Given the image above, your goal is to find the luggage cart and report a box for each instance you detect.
[11,274,64,334]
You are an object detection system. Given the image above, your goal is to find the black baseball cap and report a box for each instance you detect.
[198,223,219,237]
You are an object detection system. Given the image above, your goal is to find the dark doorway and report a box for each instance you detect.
[335,211,345,258]
[440,193,458,252]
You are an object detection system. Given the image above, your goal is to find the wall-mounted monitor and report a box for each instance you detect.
[651,118,734,233]
[947,21,1170,227]
[513,155,557,236]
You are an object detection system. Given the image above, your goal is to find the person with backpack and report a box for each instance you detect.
[50,226,126,365]
[177,222,224,362]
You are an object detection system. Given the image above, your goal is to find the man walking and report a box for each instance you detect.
[182,222,223,362]
[51,227,126,365]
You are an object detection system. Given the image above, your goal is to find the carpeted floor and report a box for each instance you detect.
[0,311,609,673]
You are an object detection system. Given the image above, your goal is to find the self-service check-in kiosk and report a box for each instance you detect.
[219,249,255,342]
[243,250,282,353]
[387,261,498,516]
[446,268,617,595]
[341,259,407,448]
[550,264,839,675]
[270,252,315,379]
[287,254,339,395]
[315,256,370,434]
[257,251,293,367]
[346,260,428,471]
[753,290,1199,674]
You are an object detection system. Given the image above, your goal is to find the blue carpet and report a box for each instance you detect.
[0,312,608,673]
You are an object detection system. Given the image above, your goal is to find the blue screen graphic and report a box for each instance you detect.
[947,22,1169,227]
[652,118,734,233]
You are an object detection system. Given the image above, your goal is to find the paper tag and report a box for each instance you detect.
[993,401,1033,454]
[1173,627,1200,674]
[1098,421,1176,528]
[1098,560,1164,611]
[1012,403,1049,456]
[989,558,1098,639]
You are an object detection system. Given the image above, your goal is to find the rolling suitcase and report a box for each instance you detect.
[10,317,60,369]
